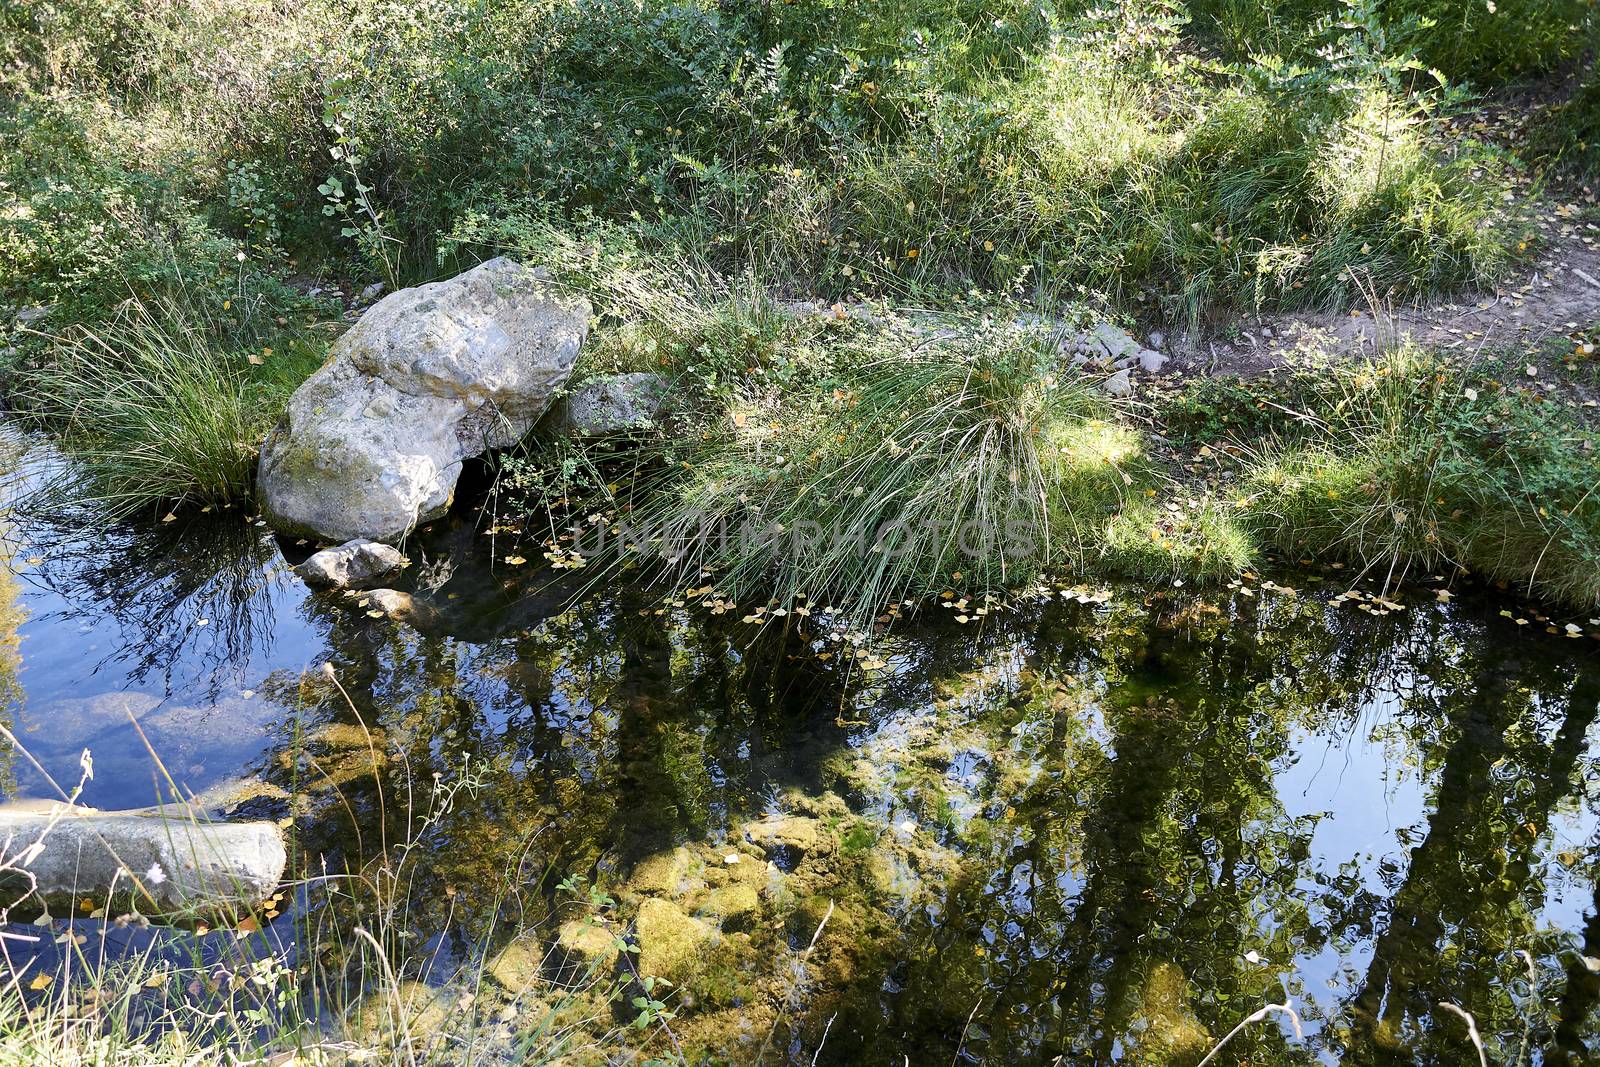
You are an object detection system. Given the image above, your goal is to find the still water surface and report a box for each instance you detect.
[0,436,1597,1064]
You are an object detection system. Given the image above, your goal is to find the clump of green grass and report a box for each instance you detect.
[802,69,1517,323]
[604,324,1117,614]
[1235,351,1600,607]
[14,297,324,518]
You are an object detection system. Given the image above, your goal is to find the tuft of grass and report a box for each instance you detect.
[600,324,1114,616]
[1235,350,1600,608]
[14,297,323,519]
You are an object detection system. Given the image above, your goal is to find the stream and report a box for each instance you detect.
[0,430,1597,1064]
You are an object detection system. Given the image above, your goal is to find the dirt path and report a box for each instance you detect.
[1172,204,1600,377]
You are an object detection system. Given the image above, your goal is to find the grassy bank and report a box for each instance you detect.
[7,0,1582,334]
[489,249,1600,617]
[4,0,1593,530]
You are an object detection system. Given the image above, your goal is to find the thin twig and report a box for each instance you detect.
[1196,999,1304,1067]
[1438,1002,1489,1067]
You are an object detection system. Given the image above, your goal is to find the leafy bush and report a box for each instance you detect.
[1,0,1533,317]
[1188,0,1593,84]
[0,97,306,355]
[1530,61,1600,179]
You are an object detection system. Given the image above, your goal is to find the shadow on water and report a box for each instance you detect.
[0,441,1597,1062]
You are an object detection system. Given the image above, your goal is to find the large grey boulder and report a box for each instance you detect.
[294,538,405,589]
[258,258,591,542]
[0,805,286,913]
[550,373,671,436]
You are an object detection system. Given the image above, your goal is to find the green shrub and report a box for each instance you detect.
[1388,0,1592,84]
[1187,0,1593,84]
[1530,62,1600,179]
[0,97,305,353]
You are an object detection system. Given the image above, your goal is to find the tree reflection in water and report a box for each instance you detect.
[243,567,1600,1065]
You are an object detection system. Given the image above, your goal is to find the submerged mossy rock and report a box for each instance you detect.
[1123,962,1212,1066]
[635,897,715,983]
[348,980,451,1048]
[554,917,621,977]
[742,813,823,867]
[258,258,590,542]
[628,845,695,899]
[487,935,546,993]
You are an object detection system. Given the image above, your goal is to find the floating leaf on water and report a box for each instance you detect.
[28,974,51,991]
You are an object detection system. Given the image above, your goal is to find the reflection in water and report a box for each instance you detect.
[19,511,288,699]
[0,523,25,798]
[0,458,1597,1062]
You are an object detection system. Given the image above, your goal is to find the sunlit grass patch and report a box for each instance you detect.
[1100,497,1256,582]
[1234,350,1600,607]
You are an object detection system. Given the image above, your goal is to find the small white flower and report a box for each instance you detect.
[145,863,167,886]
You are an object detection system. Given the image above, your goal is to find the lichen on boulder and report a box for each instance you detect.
[549,372,671,436]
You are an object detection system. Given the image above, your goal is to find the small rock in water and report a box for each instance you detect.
[294,538,405,590]
[0,805,285,912]
[364,588,419,621]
